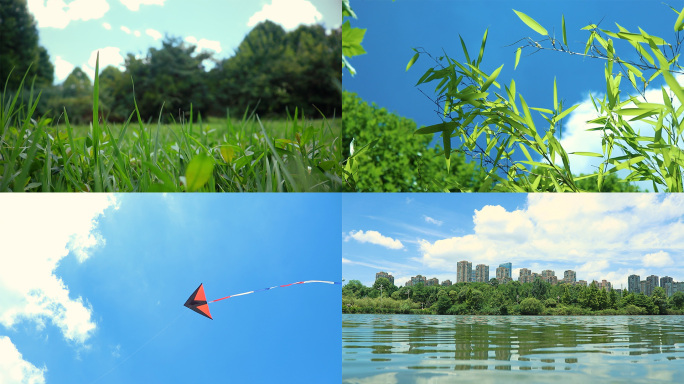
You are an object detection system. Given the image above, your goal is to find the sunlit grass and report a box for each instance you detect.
[0,58,342,192]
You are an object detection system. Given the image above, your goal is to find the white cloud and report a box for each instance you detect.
[247,0,323,31]
[423,216,443,226]
[133,30,141,37]
[120,25,131,34]
[345,230,404,250]
[145,28,162,41]
[643,251,674,267]
[0,336,46,384]
[54,56,75,83]
[119,0,165,11]
[0,195,118,345]
[28,0,109,29]
[416,194,684,285]
[81,47,125,81]
[185,36,222,54]
[102,22,111,30]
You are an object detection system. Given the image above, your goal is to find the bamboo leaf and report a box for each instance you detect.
[562,15,567,45]
[513,9,548,36]
[676,5,684,31]
[414,121,459,135]
[481,64,503,92]
[570,152,604,157]
[406,52,419,71]
[515,47,521,70]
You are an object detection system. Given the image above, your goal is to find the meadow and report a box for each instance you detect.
[1,63,342,192]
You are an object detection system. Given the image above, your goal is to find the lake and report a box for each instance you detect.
[342,314,684,383]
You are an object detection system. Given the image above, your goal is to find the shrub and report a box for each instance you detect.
[519,297,544,315]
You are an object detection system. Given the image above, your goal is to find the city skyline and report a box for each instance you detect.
[343,194,684,290]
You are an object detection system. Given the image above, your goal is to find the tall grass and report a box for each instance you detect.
[0,56,342,192]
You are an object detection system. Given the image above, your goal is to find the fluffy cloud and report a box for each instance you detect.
[185,36,222,54]
[54,56,75,83]
[120,25,131,34]
[145,28,162,41]
[345,230,404,250]
[643,251,674,267]
[417,194,684,280]
[102,22,111,30]
[28,0,109,29]
[119,0,165,11]
[0,195,118,345]
[423,216,443,226]
[0,337,46,384]
[247,0,323,31]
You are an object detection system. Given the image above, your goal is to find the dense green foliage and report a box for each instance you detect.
[0,0,54,90]
[342,279,684,315]
[406,8,684,191]
[342,91,486,191]
[2,0,340,123]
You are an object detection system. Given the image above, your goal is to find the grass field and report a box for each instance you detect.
[1,61,342,192]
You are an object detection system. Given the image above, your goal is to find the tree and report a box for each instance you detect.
[670,291,684,309]
[0,0,54,89]
[531,278,548,300]
[342,91,486,191]
[342,280,368,298]
[652,287,668,315]
[406,8,684,192]
[434,291,453,314]
[519,297,543,315]
[124,36,212,122]
[373,277,392,298]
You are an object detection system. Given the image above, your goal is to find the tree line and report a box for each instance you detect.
[342,278,684,316]
[2,0,341,124]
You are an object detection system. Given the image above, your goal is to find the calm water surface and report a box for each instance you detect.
[342,314,684,383]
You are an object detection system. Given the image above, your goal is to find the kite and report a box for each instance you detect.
[184,280,341,319]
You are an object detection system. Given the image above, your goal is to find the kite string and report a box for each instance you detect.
[90,312,184,384]
[208,280,341,303]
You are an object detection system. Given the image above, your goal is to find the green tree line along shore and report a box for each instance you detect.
[1,0,342,192]
[343,278,684,316]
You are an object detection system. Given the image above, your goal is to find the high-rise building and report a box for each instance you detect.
[598,279,612,292]
[564,270,576,284]
[665,282,684,297]
[471,270,476,282]
[640,280,647,294]
[661,276,674,288]
[457,260,472,283]
[628,274,640,293]
[426,277,439,286]
[496,266,511,282]
[475,264,489,282]
[411,275,427,286]
[646,275,659,296]
[376,271,395,285]
[499,262,512,280]
[441,280,452,286]
[519,268,531,283]
[577,280,587,287]
[541,270,556,284]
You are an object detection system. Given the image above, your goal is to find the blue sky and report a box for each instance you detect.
[0,194,340,384]
[28,0,342,83]
[343,193,684,290]
[343,0,683,186]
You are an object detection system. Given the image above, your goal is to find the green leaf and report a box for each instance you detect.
[562,15,567,45]
[342,21,366,57]
[476,29,488,66]
[185,153,214,191]
[676,6,684,31]
[513,9,548,36]
[406,52,420,71]
[570,152,604,157]
[415,121,459,135]
[514,47,521,70]
[481,64,503,92]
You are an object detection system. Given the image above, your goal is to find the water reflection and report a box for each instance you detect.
[343,315,684,383]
